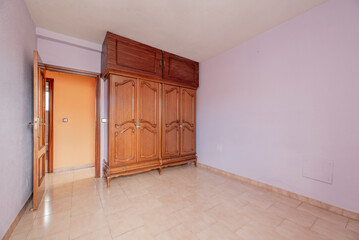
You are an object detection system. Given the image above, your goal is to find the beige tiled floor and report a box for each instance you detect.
[10,165,359,240]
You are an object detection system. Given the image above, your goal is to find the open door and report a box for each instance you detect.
[31,51,46,210]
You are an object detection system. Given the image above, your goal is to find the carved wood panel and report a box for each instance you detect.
[110,75,137,166]
[162,84,180,158]
[180,88,196,155]
[138,80,160,162]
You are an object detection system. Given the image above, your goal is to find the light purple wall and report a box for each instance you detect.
[37,37,101,73]
[0,0,37,238]
[198,0,359,213]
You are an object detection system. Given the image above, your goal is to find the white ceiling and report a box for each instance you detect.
[25,0,326,62]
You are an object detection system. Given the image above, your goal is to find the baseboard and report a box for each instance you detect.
[198,163,359,221]
[2,194,32,240]
[53,163,94,173]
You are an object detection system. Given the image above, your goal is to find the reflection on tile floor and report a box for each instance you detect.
[10,165,359,240]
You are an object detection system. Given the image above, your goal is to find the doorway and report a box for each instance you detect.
[45,70,97,173]
[40,64,101,178]
[32,51,101,210]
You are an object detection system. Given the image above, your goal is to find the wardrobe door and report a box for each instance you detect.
[163,51,199,87]
[109,75,137,166]
[162,84,180,158]
[137,80,160,162]
[180,88,196,156]
[104,32,163,79]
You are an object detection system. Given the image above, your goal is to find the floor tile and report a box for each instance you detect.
[69,211,107,239]
[263,191,302,208]
[129,193,163,215]
[72,227,112,240]
[106,207,145,238]
[101,194,132,215]
[297,202,348,227]
[37,197,72,217]
[238,191,275,209]
[275,219,327,240]
[141,209,181,236]
[43,185,72,202]
[347,219,359,233]
[9,166,358,240]
[267,202,316,228]
[27,211,71,240]
[9,230,30,240]
[206,203,250,231]
[12,211,37,235]
[29,230,70,240]
[311,218,359,240]
[112,226,154,240]
[238,204,284,228]
[196,222,239,240]
[71,196,103,217]
[236,221,287,240]
[172,205,216,234]
[155,224,199,240]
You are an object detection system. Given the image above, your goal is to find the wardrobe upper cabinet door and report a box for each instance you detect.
[162,85,180,158]
[163,52,199,88]
[180,88,196,156]
[104,32,163,79]
[109,75,137,166]
[138,80,160,162]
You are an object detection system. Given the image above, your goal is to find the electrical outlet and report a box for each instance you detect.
[216,144,223,152]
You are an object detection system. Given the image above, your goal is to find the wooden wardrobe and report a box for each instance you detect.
[102,32,198,185]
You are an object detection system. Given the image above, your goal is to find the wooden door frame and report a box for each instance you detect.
[39,63,102,178]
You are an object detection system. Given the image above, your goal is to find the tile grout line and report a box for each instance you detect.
[296,201,304,209]
[276,217,287,228]
[309,217,318,230]
[113,224,145,239]
[345,218,350,229]
[265,200,276,210]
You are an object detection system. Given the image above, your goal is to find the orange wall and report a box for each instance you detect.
[46,71,95,170]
